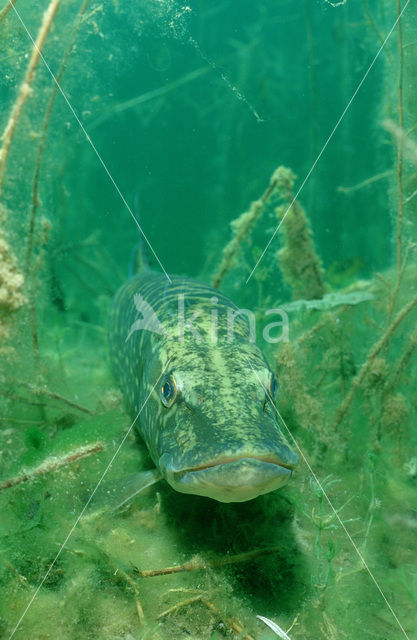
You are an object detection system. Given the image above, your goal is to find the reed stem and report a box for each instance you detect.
[26,0,90,274]
[0,443,104,491]
[137,547,281,578]
[0,0,18,24]
[0,0,60,199]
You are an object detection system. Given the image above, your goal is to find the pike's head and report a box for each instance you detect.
[142,336,298,503]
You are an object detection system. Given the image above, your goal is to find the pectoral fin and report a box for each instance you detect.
[111,468,162,512]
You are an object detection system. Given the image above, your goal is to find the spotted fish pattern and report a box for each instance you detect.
[109,269,298,502]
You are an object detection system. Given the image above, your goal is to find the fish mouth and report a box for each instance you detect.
[160,453,298,503]
[187,453,296,473]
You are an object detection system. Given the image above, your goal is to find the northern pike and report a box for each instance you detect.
[109,269,298,503]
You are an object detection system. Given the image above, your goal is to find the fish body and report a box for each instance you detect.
[109,269,298,503]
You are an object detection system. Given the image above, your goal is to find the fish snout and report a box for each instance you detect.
[159,452,298,503]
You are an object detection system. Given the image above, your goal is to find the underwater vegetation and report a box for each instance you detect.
[1,0,417,639]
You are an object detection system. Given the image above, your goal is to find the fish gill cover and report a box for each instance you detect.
[0,1,417,639]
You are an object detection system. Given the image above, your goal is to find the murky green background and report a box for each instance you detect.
[0,1,416,639]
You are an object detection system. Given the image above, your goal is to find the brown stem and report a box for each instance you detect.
[91,545,145,624]
[373,327,417,444]
[137,547,281,578]
[212,171,281,289]
[111,564,145,625]
[4,380,93,413]
[0,0,61,199]
[25,0,91,273]
[0,442,105,491]
[333,291,417,430]
[0,0,17,24]
[388,241,414,319]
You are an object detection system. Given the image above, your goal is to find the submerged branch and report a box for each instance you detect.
[26,0,91,273]
[0,0,61,198]
[0,0,18,23]
[3,380,93,414]
[382,120,416,317]
[337,170,392,194]
[212,168,283,289]
[96,547,145,625]
[89,65,212,130]
[0,442,105,491]
[137,547,281,578]
[276,168,325,301]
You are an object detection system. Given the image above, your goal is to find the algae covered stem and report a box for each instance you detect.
[0,443,105,491]
[26,0,91,274]
[211,167,283,289]
[0,0,18,24]
[0,0,61,199]
[333,290,417,430]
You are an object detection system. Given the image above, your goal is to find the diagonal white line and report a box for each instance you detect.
[9,1,171,283]
[246,0,411,284]
[248,360,410,640]
[8,362,170,640]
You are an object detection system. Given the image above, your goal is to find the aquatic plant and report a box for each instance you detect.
[274,166,325,301]
[211,166,285,289]
[0,0,60,199]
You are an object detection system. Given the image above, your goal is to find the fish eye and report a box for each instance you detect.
[159,374,177,408]
[268,372,279,398]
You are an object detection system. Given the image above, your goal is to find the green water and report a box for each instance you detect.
[1,1,417,638]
